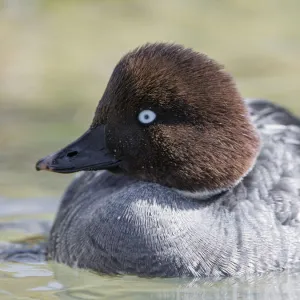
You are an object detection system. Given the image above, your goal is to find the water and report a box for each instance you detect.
[1,0,300,299]
[2,263,300,300]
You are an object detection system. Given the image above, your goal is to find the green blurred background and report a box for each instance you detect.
[1,0,300,198]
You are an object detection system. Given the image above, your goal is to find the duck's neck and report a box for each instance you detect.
[173,187,228,200]
[174,140,261,201]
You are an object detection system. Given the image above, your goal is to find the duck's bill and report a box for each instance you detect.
[35,125,120,174]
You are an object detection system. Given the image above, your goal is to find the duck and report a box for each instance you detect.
[35,43,300,278]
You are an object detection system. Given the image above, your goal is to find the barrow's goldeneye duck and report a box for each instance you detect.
[36,43,300,278]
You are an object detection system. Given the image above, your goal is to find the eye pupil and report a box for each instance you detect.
[144,114,149,120]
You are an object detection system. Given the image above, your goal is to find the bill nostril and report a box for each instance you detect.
[67,151,78,158]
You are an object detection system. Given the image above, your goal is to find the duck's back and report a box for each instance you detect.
[246,99,300,128]
[245,99,300,224]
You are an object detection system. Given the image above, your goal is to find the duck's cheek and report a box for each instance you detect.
[105,128,123,155]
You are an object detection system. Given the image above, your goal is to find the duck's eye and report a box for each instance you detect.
[138,110,156,124]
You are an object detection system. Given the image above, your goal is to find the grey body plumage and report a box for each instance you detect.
[47,99,300,277]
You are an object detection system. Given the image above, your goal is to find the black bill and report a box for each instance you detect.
[35,125,120,173]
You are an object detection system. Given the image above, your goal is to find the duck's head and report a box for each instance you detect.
[36,43,260,195]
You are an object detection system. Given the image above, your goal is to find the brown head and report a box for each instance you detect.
[36,43,260,194]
